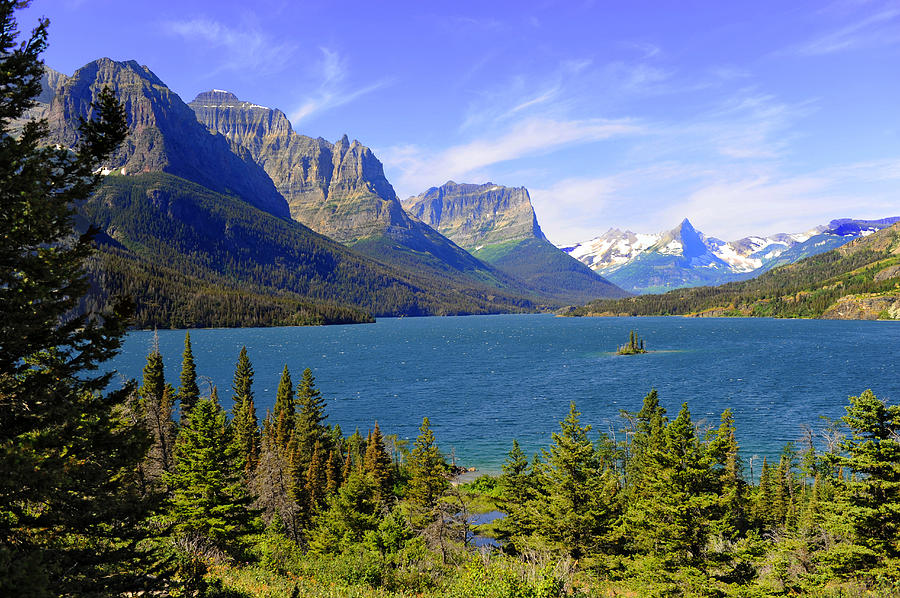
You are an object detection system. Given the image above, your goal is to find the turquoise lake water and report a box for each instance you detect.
[110,314,900,474]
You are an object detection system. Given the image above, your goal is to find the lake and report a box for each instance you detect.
[110,314,900,475]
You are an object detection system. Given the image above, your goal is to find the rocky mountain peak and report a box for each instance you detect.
[44,58,289,219]
[192,89,241,105]
[190,97,416,242]
[402,181,546,250]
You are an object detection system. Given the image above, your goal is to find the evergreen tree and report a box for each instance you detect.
[533,402,619,559]
[496,439,533,552]
[0,3,158,594]
[254,412,303,540]
[754,457,774,527]
[139,344,176,481]
[709,409,747,539]
[309,469,379,554]
[305,440,327,515]
[273,365,294,451]
[406,417,448,519]
[822,390,900,577]
[295,367,329,469]
[177,331,199,421]
[626,389,667,490]
[230,346,260,478]
[364,421,394,503]
[628,403,718,569]
[168,397,253,550]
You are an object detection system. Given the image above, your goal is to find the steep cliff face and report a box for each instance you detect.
[43,59,289,219]
[403,181,546,249]
[190,91,409,243]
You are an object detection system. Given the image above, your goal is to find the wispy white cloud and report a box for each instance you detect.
[791,6,900,55]
[163,17,297,75]
[383,116,642,198]
[288,48,390,125]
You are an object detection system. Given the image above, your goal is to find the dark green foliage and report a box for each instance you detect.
[273,365,294,451]
[0,3,161,594]
[821,389,900,577]
[406,417,448,520]
[178,331,200,420]
[139,344,177,485]
[294,368,330,472]
[364,422,394,503]
[168,396,254,548]
[230,346,260,478]
[530,403,620,559]
[309,470,380,554]
[617,329,647,354]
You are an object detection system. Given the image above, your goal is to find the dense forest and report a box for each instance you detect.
[71,339,900,597]
[569,226,900,319]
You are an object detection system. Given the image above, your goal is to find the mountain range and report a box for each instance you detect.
[31,58,628,327]
[563,217,900,294]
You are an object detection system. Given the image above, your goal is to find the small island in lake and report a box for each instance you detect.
[617,330,647,355]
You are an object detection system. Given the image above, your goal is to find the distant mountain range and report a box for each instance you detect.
[568,220,900,320]
[563,217,900,294]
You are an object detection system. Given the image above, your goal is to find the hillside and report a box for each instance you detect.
[568,222,900,320]
[83,173,535,326]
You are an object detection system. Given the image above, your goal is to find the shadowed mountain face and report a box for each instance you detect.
[402,181,628,302]
[37,59,289,219]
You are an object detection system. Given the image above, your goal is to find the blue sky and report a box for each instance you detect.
[20,0,900,244]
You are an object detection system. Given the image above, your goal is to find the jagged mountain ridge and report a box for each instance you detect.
[564,217,900,294]
[188,91,537,295]
[38,59,289,219]
[570,221,900,320]
[402,181,628,302]
[189,91,423,243]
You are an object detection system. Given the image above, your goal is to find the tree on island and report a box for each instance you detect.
[618,329,647,355]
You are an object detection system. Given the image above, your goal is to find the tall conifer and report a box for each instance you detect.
[407,417,448,518]
[177,331,199,421]
[273,365,294,451]
[364,422,394,503]
[230,347,260,478]
[0,3,156,592]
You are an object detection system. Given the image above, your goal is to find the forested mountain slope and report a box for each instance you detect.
[82,173,535,327]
